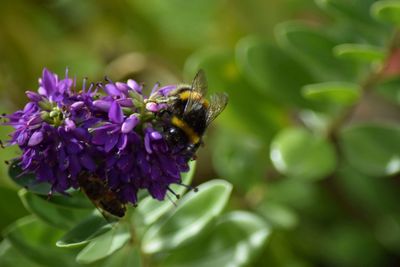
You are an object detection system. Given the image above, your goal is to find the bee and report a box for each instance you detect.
[78,174,126,218]
[161,70,228,156]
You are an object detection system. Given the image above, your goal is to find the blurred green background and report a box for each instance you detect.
[1,0,400,266]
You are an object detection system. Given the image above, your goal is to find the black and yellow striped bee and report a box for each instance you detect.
[162,70,228,156]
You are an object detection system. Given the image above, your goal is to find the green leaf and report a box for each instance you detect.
[340,123,400,176]
[212,129,268,191]
[302,82,360,105]
[162,211,271,267]
[19,189,91,230]
[316,0,388,44]
[57,211,113,248]
[141,179,232,254]
[47,190,93,209]
[3,216,79,267]
[235,36,313,106]
[333,44,385,62]
[0,239,43,267]
[299,110,333,134]
[275,22,355,80]
[8,161,52,195]
[338,165,400,217]
[136,161,196,226]
[76,222,131,264]
[321,223,385,267]
[270,128,337,180]
[371,0,400,26]
[101,244,142,267]
[257,201,298,230]
[316,0,379,26]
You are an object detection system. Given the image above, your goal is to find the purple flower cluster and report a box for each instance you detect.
[3,68,191,204]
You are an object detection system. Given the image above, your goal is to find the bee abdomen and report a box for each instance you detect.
[171,116,201,144]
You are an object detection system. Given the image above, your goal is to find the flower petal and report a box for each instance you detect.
[105,133,119,152]
[105,83,122,96]
[28,131,44,146]
[108,101,124,124]
[121,114,139,133]
[42,68,57,96]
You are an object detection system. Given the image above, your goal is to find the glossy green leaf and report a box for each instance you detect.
[371,0,400,26]
[19,189,91,230]
[299,110,333,134]
[76,222,131,264]
[3,216,79,267]
[163,211,271,267]
[48,190,93,209]
[8,161,52,195]
[333,44,385,62]
[302,82,360,105]
[136,160,196,226]
[275,22,355,80]
[270,128,337,180]
[236,36,313,106]
[340,123,400,176]
[57,211,113,248]
[101,244,142,267]
[257,201,298,230]
[141,179,232,254]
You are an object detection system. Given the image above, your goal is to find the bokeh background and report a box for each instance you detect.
[1,0,400,266]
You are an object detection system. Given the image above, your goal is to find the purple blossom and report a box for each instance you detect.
[3,68,197,213]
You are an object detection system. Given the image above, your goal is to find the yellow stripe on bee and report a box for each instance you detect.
[179,91,209,108]
[171,116,201,144]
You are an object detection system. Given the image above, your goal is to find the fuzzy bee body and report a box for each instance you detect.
[78,174,126,218]
[162,70,228,156]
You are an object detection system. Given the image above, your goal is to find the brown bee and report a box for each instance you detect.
[78,174,126,218]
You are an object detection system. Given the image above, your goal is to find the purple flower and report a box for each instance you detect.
[3,68,97,194]
[3,68,198,212]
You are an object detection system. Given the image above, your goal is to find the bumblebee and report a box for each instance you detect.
[161,70,228,156]
[78,174,126,218]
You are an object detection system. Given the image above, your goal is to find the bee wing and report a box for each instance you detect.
[184,70,208,114]
[206,92,228,126]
